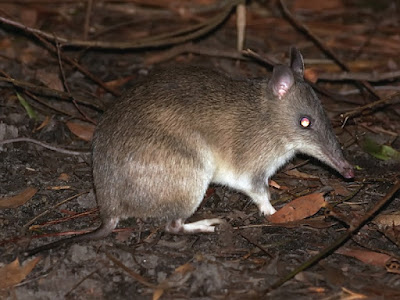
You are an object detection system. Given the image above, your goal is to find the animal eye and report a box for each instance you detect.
[300,116,311,128]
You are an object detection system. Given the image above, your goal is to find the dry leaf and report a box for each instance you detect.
[33,116,51,132]
[153,288,164,300]
[66,120,95,142]
[20,8,38,27]
[0,187,37,209]
[36,69,64,91]
[175,262,195,274]
[115,230,132,242]
[105,75,135,90]
[58,173,70,182]
[322,179,351,196]
[0,257,41,289]
[153,262,195,300]
[268,192,326,223]
[304,68,319,83]
[269,180,281,189]
[336,248,391,267]
[285,169,319,179]
[373,212,400,227]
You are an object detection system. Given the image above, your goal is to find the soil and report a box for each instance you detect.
[1,1,400,299]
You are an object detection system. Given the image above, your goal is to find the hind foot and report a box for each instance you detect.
[165,218,223,234]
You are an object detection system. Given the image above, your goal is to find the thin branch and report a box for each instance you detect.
[0,0,241,49]
[83,0,93,40]
[341,91,400,120]
[318,70,400,82]
[0,76,100,109]
[278,0,379,99]
[264,180,400,293]
[145,43,248,65]
[0,137,90,156]
[55,39,97,124]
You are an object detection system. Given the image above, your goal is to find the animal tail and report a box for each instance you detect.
[24,217,119,257]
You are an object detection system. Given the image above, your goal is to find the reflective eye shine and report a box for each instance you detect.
[300,117,311,128]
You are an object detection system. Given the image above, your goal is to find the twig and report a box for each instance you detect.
[264,180,400,293]
[0,0,242,49]
[22,191,90,233]
[236,2,246,52]
[0,71,99,109]
[64,267,102,298]
[0,137,90,156]
[318,70,400,82]
[83,0,93,40]
[240,233,273,258]
[341,91,400,120]
[145,43,247,65]
[242,48,279,67]
[30,31,120,97]
[55,39,96,124]
[242,49,355,104]
[278,0,379,100]
[105,251,156,288]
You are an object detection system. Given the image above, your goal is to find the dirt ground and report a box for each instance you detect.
[1,1,400,299]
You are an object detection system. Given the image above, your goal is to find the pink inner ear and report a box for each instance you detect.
[277,82,290,99]
[270,65,294,100]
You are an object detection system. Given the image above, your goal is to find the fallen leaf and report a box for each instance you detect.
[322,179,351,196]
[336,248,391,267]
[0,187,38,209]
[205,187,215,198]
[66,120,95,142]
[115,230,132,242]
[20,8,38,27]
[362,137,400,161]
[0,257,41,289]
[58,173,70,182]
[269,180,281,189]
[33,116,51,132]
[153,289,164,300]
[285,169,319,179]
[16,92,38,120]
[304,68,319,83]
[268,193,326,223]
[36,69,64,91]
[373,212,400,227]
[105,75,135,90]
[153,262,195,300]
[175,262,195,274]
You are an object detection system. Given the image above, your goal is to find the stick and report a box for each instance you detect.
[264,180,400,293]
[0,137,90,156]
[0,0,242,49]
[341,91,400,120]
[278,0,379,99]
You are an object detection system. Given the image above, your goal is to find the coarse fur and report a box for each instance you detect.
[25,47,353,255]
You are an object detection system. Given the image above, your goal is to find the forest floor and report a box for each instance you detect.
[0,0,400,299]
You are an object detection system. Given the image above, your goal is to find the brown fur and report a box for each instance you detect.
[25,48,353,255]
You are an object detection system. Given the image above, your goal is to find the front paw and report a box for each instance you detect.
[260,203,276,216]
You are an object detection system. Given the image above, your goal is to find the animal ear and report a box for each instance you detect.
[269,65,294,100]
[290,46,304,77]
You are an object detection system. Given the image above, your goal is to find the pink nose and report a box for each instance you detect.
[343,167,354,179]
[340,160,354,179]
